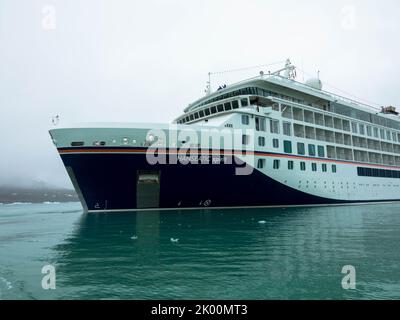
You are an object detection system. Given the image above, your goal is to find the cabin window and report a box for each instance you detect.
[366,126,372,137]
[300,162,306,171]
[380,128,385,140]
[351,122,358,134]
[318,146,325,158]
[273,159,280,169]
[386,130,392,141]
[242,135,250,145]
[257,159,265,169]
[332,164,337,173]
[308,144,316,157]
[322,164,327,172]
[241,115,250,125]
[283,140,292,154]
[297,142,305,155]
[312,163,317,172]
[288,161,294,170]
[255,117,266,131]
[283,122,292,136]
[258,136,265,147]
[373,127,379,138]
[270,119,280,134]
[273,139,279,148]
[343,120,351,132]
[359,124,365,135]
[122,137,129,145]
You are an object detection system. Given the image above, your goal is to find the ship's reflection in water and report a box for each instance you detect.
[53,205,400,299]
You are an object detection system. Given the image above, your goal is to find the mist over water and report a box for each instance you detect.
[1,202,399,300]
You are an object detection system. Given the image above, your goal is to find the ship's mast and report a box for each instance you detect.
[271,58,297,79]
[205,72,212,96]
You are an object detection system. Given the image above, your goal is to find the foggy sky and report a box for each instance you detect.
[0,0,399,188]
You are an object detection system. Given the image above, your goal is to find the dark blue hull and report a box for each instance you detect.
[60,151,346,211]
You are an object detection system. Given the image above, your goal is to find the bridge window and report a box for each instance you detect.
[241,98,249,107]
[217,105,224,112]
[224,102,232,111]
[232,100,239,109]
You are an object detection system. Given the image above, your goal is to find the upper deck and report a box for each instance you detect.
[178,71,400,131]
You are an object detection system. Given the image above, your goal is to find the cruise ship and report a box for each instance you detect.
[49,60,400,212]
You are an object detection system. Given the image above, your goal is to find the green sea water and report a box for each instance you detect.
[0,202,399,300]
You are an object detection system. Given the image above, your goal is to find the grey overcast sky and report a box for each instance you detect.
[0,0,399,188]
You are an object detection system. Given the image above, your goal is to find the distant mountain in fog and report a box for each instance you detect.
[0,185,78,204]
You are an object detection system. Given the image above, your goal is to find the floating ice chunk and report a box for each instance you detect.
[5,202,32,206]
[0,277,13,290]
